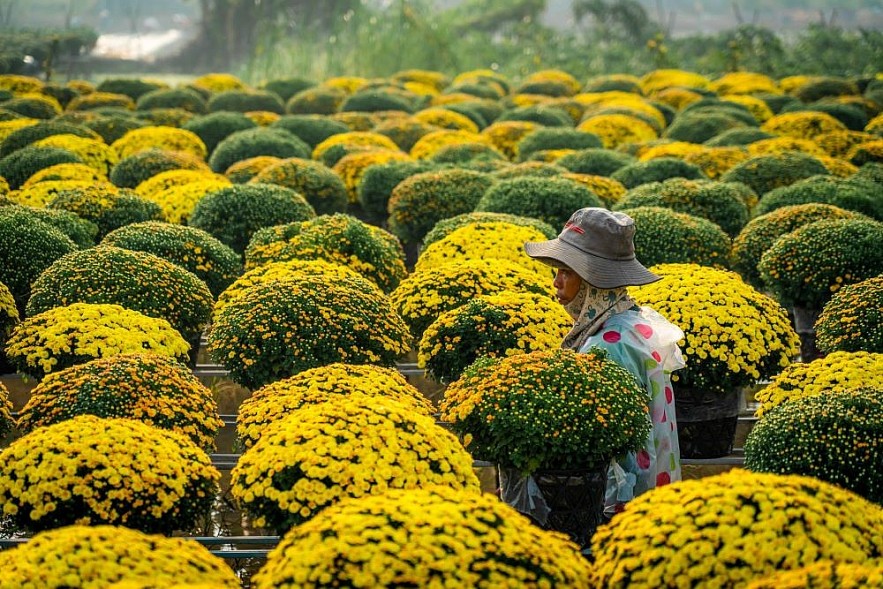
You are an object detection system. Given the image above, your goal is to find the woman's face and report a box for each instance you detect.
[553,267,582,305]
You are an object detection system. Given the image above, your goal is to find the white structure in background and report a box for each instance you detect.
[92,29,186,62]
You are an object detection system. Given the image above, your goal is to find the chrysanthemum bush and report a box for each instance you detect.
[16,353,222,451]
[0,415,219,533]
[45,182,164,239]
[331,148,410,204]
[236,362,434,450]
[389,258,552,340]
[758,218,883,310]
[110,148,211,189]
[621,206,732,268]
[231,395,479,532]
[630,264,800,394]
[474,175,602,229]
[815,275,883,354]
[209,274,410,389]
[22,161,106,186]
[410,129,491,159]
[110,126,208,160]
[731,203,868,289]
[761,110,848,141]
[0,524,240,588]
[33,133,118,176]
[102,221,242,298]
[418,292,570,385]
[719,150,829,196]
[754,351,883,416]
[590,470,883,588]
[26,246,213,342]
[139,176,231,224]
[9,178,92,207]
[745,387,883,504]
[754,174,883,221]
[249,157,348,215]
[745,560,883,589]
[415,222,554,278]
[244,214,406,293]
[421,211,557,249]
[440,348,650,474]
[5,302,189,380]
[0,381,13,438]
[253,485,592,589]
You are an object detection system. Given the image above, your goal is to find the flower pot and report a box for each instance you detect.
[499,466,607,550]
[791,306,823,362]
[675,386,743,459]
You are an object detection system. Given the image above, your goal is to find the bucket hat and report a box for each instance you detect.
[524,207,659,288]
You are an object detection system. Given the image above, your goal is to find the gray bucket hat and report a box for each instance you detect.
[524,207,660,288]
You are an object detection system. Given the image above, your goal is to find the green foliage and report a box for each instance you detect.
[136,88,208,114]
[816,276,883,354]
[557,148,636,176]
[207,90,286,114]
[439,104,488,129]
[0,145,82,189]
[610,157,707,190]
[83,115,147,145]
[720,151,830,195]
[286,87,346,115]
[475,175,602,228]
[745,388,883,504]
[2,96,58,119]
[516,128,602,161]
[208,128,310,173]
[422,211,557,249]
[340,90,415,113]
[793,76,860,103]
[388,169,495,244]
[109,149,209,190]
[5,204,97,248]
[665,111,752,144]
[583,76,643,94]
[188,183,316,256]
[262,78,317,102]
[97,79,167,101]
[704,127,775,147]
[430,143,505,165]
[47,185,164,240]
[182,112,257,155]
[102,221,243,298]
[755,93,801,114]
[755,175,883,220]
[854,162,883,185]
[615,178,749,237]
[0,120,99,158]
[781,102,869,131]
[357,159,440,224]
[250,157,348,216]
[491,161,568,179]
[271,115,350,148]
[497,105,573,127]
[619,206,731,268]
[0,207,77,315]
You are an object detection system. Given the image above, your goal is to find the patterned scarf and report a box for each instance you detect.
[561,280,638,351]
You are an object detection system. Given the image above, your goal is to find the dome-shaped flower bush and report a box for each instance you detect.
[761,110,848,141]
[413,106,480,132]
[390,259,552,340]
[0,415,219,533]
[46,182,163,239]
[410,129,491,160]
[386,168,494,245]
[0,145,83,189]
[180,111,257,154]
[0,119,99,158]
[101,221,241,297]
[0,278,18,370]
[236,362,434,450]
[719,151,830,195]
[556,147,636,176]
[332,148,410,204]
[0,525,240,588]
[615,178,750,237]
[140,176,231,224]
[441,348,650,473]
[109,147,211,188]
[187,182,315,256]
[816,275,883,354]
[17,352,221,450]
[33,133,118,176]
[731,203,866,288]
[577,113,658,148]
[746,136,828,158]
[745,387,883,503]
[514,127,602,162]
[207,89,285,114]
[745,561,883,589]
[3,205,96,248]
[419,291,570,384]
[208,127,310,173]
[231,395,479,531]
[67,91,135,112]
[285,85,346,115]
[254,485,592,588]
[610,157,708,190]
[754,351,883,416]
[631,263,799,394]
[224,154,281,183]
[848,139,883,166]
[132,167,226,199]
[664,109,752,144]
[5,302,190,379]
[3,94,62,119]
[0,208,76,315]
[479,121,538,159]
[249,157,348,215]
[590,470,883,587]
[754,174,883,220]
[21,161,106,186]
[474,175,602,229]
[422,211,557,249]
[340,88,416,113]
[682,146,750,179]
[0,380,13,437]
[84,113,146,144]
[26,246,213,341]
[620,206,731,268]
[758,218,883,310]
[134,86,207,114]
[111,126,207,160]
[270,114,349,149]
[209,274,410,389]
[244,214,406,293]
[10,178,93,208]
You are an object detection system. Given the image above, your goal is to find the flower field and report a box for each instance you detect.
[1,67,883,586]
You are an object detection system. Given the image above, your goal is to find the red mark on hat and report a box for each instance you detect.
[564,221,584,234]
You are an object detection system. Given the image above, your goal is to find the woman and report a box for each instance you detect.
[524,207,684,517]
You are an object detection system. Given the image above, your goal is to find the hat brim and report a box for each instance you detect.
[524,238,660,289]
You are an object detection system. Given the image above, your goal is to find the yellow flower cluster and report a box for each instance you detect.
[480,121,538,159]
[312,131,399,162]
[817,154,859,177]
[0,415,220,532]
[754,351,883,416]
[591,469,883,588]
[816,275,883,353]
[761,111,848,141]
[0,73,43,93]
[236,362,434,449]
[389,258,553,339]
[22,162,108,187]
[746,560,883,589]
[410,129,490,159]
[0,524,240,589]
[0,381,13,439]
[419,291,571,384]
[146,177,231,224]
[561,172,627,206]
[415,221,554,278]
[640,68,710,95]
[5,302,190,380]
[245,110,280,126]
[68,91,135,111]
[111,126,208,160]
[0,277,18,328]
[710,72,780,96]
[747,136,827,157]
[192,72,247,92]
[441,348,650,473]
[34,134,119,176]
[10,179,94,207]
[815,130,878,158]
[332,148,410,203]
[653,87,704,110]
[577,113,659,149]
[224,155,281,183]
[17,353,222,451]
[721,94,774,122]
[322,75,368,94]
[413,107,479,132]
[631,263,800,393]
[637,141,706,161]
[255,485,592,588]
[231,395,479,531]
[134,168,227,199]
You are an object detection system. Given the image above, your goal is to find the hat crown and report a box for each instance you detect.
[558,208,636,261]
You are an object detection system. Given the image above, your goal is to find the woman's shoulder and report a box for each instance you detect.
[587,307,684,348]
